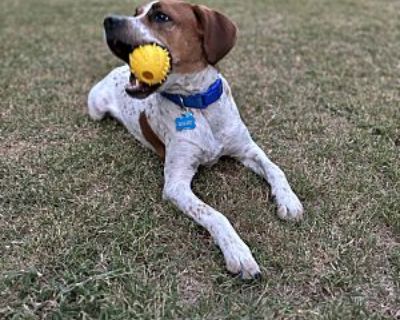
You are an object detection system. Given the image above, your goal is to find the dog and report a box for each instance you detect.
[88,0,304,279]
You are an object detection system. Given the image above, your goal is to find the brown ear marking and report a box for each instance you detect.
[192,5,238,65]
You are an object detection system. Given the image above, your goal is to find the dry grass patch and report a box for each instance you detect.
[1,0,399,319]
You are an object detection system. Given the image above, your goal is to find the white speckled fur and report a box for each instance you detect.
[88,4,304,278]
[88,64,304,278]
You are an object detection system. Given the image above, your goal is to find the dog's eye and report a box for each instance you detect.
[152,12,171,23]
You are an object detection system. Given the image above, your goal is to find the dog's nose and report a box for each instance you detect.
[104,16,126,31]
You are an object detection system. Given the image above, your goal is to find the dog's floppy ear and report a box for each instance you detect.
[192,5,238,65]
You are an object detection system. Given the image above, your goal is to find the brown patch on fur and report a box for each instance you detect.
[192,4,237,65]
[139,0,206,73]
[139,111,165,161]
[138,0,237,72]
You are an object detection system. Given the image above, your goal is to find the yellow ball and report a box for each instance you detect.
[129,44,171,86]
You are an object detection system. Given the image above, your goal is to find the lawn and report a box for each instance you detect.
[1,0,399,318]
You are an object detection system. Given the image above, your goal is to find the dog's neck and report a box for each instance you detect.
[161,66,219,95]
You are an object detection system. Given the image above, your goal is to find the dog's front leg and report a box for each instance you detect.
[233,139,304,220]
[162,147,261,279]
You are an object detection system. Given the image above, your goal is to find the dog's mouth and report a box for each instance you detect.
[106,38,168,99]
[125,72,161,99]
[106,38,132,64]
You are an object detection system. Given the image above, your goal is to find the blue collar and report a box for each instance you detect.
[161,77,223,109]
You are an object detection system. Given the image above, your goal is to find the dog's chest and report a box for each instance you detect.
[147,94,239,165]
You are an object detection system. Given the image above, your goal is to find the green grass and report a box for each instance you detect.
[1,0,399,318]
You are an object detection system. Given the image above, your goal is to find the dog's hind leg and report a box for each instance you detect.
[162,144,261,279]
[87,81,122,122]
[87,66,133,123]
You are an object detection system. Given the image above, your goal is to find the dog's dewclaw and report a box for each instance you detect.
[129,44,171,86]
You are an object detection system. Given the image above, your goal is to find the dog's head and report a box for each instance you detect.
[104,0,237,99]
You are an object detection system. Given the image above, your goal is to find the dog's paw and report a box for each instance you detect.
[223,240,261,280]
[274,188,304,221]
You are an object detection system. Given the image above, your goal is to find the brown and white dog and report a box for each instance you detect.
[88,0,304,279]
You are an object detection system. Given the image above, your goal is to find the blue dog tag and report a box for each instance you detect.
[175,112,196,131]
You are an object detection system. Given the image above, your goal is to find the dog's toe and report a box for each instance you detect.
[241,270,262,281]
[237,264,262,280]
[223,242,261,280]
[277,203,303,221]
[275,190,304,221]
